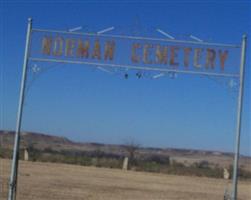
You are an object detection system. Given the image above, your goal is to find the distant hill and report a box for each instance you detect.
[0,130,250,171]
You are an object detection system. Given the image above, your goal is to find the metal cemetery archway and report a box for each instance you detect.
[8,18,247,200]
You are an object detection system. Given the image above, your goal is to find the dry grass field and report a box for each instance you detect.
[0,159,250,200]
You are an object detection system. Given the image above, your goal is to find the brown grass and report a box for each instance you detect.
[0,159,250,200]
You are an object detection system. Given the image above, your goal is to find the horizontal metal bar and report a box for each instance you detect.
[29,57,240,78]
[32,28,241,48]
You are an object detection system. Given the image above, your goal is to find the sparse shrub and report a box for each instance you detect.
[141,162,161,172]
[228,165,251,180]
[0,147,4,158]
[171,160,185,167]
[193,160,210,169]
[144,155,170,165]
[0,148,12,158]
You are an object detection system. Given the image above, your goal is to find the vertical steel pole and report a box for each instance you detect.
[8,18,32,200]
[231,34,247,200]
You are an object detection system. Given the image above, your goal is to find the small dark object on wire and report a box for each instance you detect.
[136,72,142,79]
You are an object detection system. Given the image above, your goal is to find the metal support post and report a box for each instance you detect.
[8,18,32,200]
[231,34,247,200]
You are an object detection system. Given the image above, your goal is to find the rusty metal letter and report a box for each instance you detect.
[42,36,52,55]
[184,47,192,68]
[194,48,203,68]
[92,40,101,60]
[65,39,75,57]
[219,50,228,70]
[206,49,216,69]
[170,46,179,66]
[77,39,90,58]
[155,45,168,64]
[143,44,153,64]
[53,36,64,56]
[131,43,141,63]
[104,41,115,60]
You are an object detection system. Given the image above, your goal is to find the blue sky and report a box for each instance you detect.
[0,1,250,155]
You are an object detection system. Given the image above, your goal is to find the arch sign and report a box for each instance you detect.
[30,28,240,77]
[8,18,247,200]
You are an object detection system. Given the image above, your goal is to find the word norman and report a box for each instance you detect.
[41,36,229,70]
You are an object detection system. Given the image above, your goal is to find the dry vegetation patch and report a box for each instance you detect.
[0,159,250,200]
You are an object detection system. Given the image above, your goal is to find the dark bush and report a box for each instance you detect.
[144,155,170,165]
[193,160,210,169]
